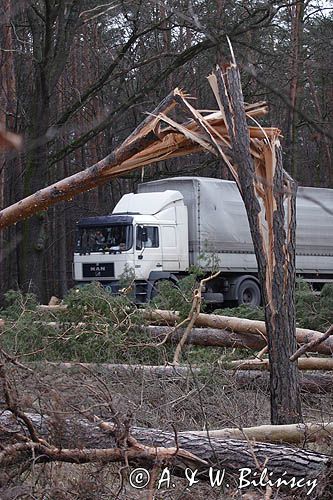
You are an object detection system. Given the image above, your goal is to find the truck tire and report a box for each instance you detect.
[237,279,261,307]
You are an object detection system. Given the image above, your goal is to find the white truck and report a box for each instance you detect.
[73,177,333,306]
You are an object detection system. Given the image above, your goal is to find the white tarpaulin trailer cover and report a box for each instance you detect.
[138,177,333,274]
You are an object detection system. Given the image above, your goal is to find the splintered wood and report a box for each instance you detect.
[0,88,274,229]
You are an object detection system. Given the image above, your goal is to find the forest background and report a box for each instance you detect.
[0,0,332,302]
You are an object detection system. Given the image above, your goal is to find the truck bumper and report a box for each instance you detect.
[75,280,149,304]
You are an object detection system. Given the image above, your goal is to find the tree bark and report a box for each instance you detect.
[230,357,333,371]
[0,410,331,495]
[0,99,267,230]
[156,62,303,422]
[145,311,333,355]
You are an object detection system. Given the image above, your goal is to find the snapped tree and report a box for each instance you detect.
[0,56,302,424]
[155,56,302,424]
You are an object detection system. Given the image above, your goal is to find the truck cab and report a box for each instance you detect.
[73,190,188,302]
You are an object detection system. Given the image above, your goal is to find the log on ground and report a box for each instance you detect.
[0,411,331,496]
[230,357,333,371]
[145,310,333,355]
[190,422,333,444]
[148,325,266,349]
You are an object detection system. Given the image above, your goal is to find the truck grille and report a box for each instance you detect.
[82,263,114,278]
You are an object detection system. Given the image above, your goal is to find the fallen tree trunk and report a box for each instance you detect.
[44,361,201,377]
[145,310,333,355]
[0,94,267,230]
[228,370,333,394]
[31,308,333,354]
[148,325,266,349]
[4,317,330,356]
[188,422,333,444]
[0,319,267,350]
[36,304,68,313]
[0,90,177,229]
[0,411,331,495]
[231,357,333,371]
[148,326,333,356]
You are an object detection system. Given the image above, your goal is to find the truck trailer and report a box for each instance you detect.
[73,177,333,306]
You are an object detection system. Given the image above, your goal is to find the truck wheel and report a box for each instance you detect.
[237,279,261,307]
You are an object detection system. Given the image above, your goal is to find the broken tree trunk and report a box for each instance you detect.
[231,357,333,371]
[189,422,333,444]
[156,60,302,423]
[0,90,178,228]
[0,411,331,495]
[216,65,303,424]
[0,96,267,229]
[145,313,333,355]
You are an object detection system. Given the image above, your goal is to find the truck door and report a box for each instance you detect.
[136,226,163,279]
[161,225,179,271]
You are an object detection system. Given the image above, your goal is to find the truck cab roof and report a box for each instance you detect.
[113,190,184,215]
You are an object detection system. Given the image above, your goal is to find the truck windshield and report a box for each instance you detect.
[75,225,133,253]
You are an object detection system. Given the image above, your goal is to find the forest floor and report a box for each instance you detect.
[4,361,332,499]
[1,283,332,499]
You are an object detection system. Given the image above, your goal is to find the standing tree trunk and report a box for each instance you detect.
[18,2,81,300]
[19,71,51,297]
[158,61,302,424]
[0,0,19,297]
[285,0,305,177]
[211,65,302,424]
[306,63,333,186]
[210,65,302,424]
